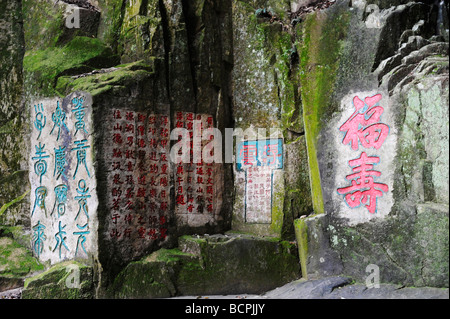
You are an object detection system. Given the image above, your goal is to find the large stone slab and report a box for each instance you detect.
[28,92,98,265]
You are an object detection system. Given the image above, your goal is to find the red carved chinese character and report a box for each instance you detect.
[240,144,258,166]
[148,229,158,240]
[113,123,122,131]
[137,113,146,122]
[112,162,121,170]
[124,214,133,224]
[136,188,146,198]
[138,227,146,239]
[126,161,133,172]
[125,123,134,133]
[261,144,281,166]
[125,111,134,121]
[113,149,122,158]
[112,213,120,224]
[123,228,132,238]
[337,152,389,214]
[113,110,122,119]
[160,116,168,126]
[160,228,167,239]
[113,133,123,145]
[112,188,122,197]
[339,94,389,150]
[176,194,186,205]
[160,177,168,187]
[126,136,134,147]
[160,128,169,138]
[125,200,134,210]
[111,198,120,210]
[113,174,123,185]
[125,175,134,185]
[138,175,146,185]
[110,228,121,238]
[138,138,146,148]
[125,188,134,199]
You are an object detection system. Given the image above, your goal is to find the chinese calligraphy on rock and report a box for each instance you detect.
[337,94,389,214]
[30,94,96,263]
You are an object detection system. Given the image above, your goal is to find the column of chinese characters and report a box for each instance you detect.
[245,166,272,222]
[337,94,389,214]
[201,114,215,215]
[70,97,92,258]
[173,112,216,216]
[147,113,170,240]
[31,103,49,258]
[109,109,127,239]
[174,111,189,215]
[108,110,170,242]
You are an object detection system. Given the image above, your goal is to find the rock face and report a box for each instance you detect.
[0,0,28,228]
[0,0,448,298]
[108,233,299,298]
[296,0,449,288]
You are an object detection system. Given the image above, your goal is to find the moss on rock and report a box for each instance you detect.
[56,60,155,97]
[22,261,95,299]
[107,233,300,298]
[24,36,120,97]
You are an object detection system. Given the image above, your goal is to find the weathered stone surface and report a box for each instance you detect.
[297,0,449,288]
[108,233,300,298]
[294,214,343,280]
[0,0,28,228]
[231,0,312,239]
[261,276,450,299]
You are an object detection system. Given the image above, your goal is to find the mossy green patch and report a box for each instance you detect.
[22,261,94,299]
[0,190,29,218]
[294,218,308,279]
[0,236,43,279]
[56,60,155,97]
[298,9,351,215]
[23,36,119,97]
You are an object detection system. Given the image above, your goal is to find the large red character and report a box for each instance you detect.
[337,152,389,214]
[340,94,389,150]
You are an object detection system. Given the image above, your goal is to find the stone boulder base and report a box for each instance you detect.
[108,233,300,298]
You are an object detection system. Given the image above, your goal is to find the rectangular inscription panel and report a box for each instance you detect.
[29,92,98,264]
[237,138,283,224]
